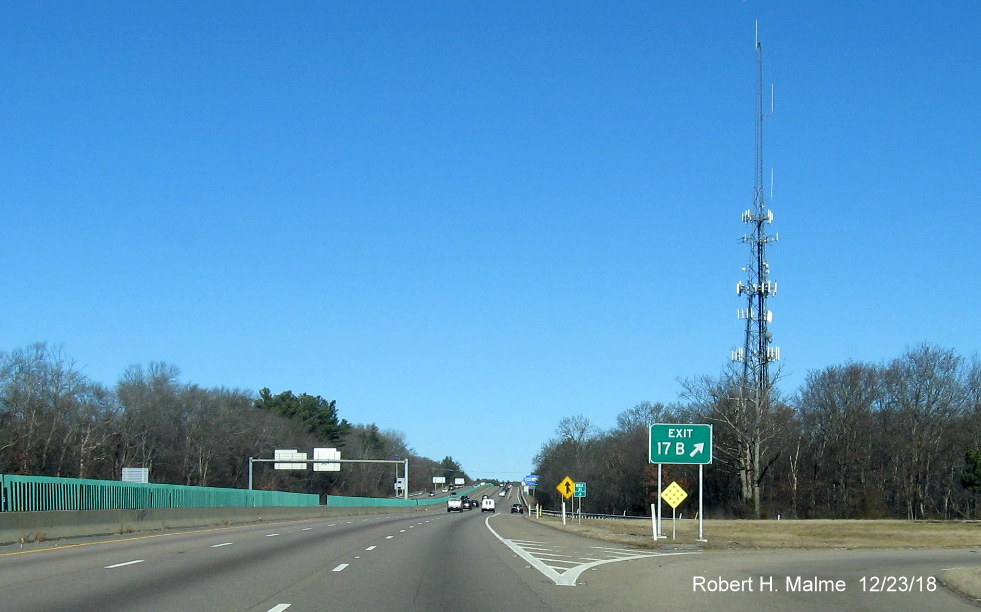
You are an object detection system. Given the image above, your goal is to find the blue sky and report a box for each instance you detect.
[2,3,979,480]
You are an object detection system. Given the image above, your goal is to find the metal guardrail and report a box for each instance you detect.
[537,509,650,520]
[518,489,649,521]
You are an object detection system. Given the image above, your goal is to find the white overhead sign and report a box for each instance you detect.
[274,449,308,470]
[433,476,446,484]
[313,447,341,472]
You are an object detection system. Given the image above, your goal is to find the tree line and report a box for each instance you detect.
[533,344,981,519]
[0,343,469,498]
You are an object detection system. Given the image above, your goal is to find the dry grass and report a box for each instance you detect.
[534,516,981,550]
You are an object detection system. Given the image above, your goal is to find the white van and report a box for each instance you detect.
[481,498,496,512]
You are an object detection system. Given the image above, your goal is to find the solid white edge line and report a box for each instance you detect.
[104,560,144,569]
[483,516,565,586]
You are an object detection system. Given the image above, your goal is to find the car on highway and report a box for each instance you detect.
[447,497,463,512]
[510,503,524,514]
[480,498,496,512]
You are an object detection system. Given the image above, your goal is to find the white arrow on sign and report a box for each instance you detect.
[689,443,704,457]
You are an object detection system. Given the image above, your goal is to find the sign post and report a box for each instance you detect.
[698,464,705,541]
[656,465,663,539]
[649,424,712,542]
[574,482,586,524]
[660,481,689,540]
[556,476,575,526]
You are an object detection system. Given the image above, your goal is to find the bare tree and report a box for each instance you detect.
[796,362,882,517]
[115,362,185,482]
[881,345,969,519]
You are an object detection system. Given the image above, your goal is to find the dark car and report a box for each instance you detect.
[510,503,524,514]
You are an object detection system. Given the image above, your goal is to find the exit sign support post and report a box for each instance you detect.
[648,424,711,542]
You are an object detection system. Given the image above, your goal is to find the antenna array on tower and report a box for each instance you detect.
[731,27,780,391]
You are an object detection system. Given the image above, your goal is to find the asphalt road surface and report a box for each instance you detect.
[0,501,976,611]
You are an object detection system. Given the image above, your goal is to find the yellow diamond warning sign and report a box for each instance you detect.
[556,476,576,499]
[660,481,688,509]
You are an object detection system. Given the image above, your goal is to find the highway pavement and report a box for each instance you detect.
[0,491,976,611]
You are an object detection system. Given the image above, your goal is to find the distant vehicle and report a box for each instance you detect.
[498,490,506,497]
[481,498,496,512]
[447,498,463,512]
[511,503,524,514]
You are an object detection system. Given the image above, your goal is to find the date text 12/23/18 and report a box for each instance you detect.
[692,575,938,593]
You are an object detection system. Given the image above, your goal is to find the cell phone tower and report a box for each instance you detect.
[732,27,780,423]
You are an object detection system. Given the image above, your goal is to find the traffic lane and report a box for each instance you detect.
[265,505,562,612]
[0,512,441,610]
[573,547,980,612]
[0,511,431,589]
[0,508,446,611]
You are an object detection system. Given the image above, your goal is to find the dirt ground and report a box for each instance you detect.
[532,515,980,550]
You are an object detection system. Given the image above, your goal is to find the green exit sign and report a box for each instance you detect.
[649,424,713,464]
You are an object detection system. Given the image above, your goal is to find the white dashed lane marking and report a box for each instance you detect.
[321,515,441,578]
[104,560,144,569]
